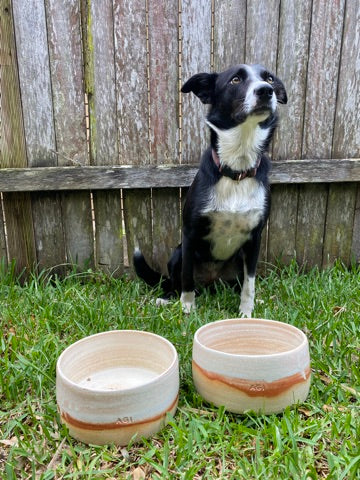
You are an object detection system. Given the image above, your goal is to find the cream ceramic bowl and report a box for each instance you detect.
[56,330,179,445]
[192,318,311,414]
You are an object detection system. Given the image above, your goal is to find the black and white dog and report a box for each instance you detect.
[134,64,287,316]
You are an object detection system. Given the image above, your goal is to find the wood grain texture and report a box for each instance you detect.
[267,185,298,264]
[12,0,56,166]
[1,0,36,275]
[213,0,246,71]
[86,0,122,274]
[296,185,328,268]
[114,0,149,164]
[0,159,359,191]
[301,0,345,268]
[273,0,312,160]
[332,0,360,264]
[302,0,345,158]
[148,0,181,274]
[245,0,280,265]
[0,197,7,267]
[45,0,90,273]
[322,183,357,268]
[148,0,179,163]
[181,0,211,165]
[245,0,280,71]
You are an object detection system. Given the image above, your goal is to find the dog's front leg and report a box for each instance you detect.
[180,235,196,313]
[240,263,255,318]
[239,238,260,317]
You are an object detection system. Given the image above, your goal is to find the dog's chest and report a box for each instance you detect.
[202,177,265,260]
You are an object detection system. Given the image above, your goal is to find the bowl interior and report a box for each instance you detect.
[196,319,307,356]
[57,330,177,391]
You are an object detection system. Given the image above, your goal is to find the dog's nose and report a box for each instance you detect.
[254,85,273,99]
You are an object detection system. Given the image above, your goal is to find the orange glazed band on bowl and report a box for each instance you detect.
[192,318,311,414]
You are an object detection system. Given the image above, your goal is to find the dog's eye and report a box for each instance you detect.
[230,76,241,85]
[266,75,274,84]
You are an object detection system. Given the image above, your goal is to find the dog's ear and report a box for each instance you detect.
[181,73,217,104]
[274,79,287,105]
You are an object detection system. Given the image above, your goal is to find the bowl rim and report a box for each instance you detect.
[56,329,178,394]
[193,318,308,359]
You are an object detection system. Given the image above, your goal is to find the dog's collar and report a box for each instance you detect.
[212,149,260,181]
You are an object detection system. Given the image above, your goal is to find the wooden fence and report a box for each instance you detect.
[0,0,359,278]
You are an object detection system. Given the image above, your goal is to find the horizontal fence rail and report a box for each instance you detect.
[0,159,360,191]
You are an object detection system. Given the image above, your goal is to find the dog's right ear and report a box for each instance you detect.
[181,73,217,104]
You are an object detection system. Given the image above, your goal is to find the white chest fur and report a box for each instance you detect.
[203,177,266,260]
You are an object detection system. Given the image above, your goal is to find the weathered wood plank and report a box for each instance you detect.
[296,185,328,268]
[93,190,123,275]
[86,0,122,274]
[181,0,212,165]
[322,183,358,268]
[213,0,246,70]
[114,0,149,163]
[0,196,8,267]
[332,0,360,265]
[123,190,153,273]
[273,0,312,267]
[352,186,360,264]
[45,0,90,273]
[0,0,36,275]
[148,0,181,274]
[245,0,280,71]
[12,0,56,166]
[245,0,280,265]
[267,185,298,265]
[1,159,360,191]
[113,0,150,272]
[273,0,312,160]
[148,0,179,164]
[301,0,345,268]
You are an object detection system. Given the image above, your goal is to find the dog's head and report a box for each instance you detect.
[181,64,287,127]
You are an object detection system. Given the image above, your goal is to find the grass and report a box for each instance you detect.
[0,261,359,479]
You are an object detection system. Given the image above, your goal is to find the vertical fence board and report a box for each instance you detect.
[273,0,312,267]
[181,0,212,165]
[0,198,6,266]
[1,0,36,275]
[45,0,92,273]
[113,0,151,271]
[352,187,360,264]
[85,0,123,275]
[148,0,180,275]
[245,0,280,266]
[300,0,345,268]
[296,185,328,268]
[12,0,64,275]
[213,0,246,71]
[245,0,280,70]
[331,0,360,265]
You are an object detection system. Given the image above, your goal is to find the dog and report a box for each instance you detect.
[134,64,287,316]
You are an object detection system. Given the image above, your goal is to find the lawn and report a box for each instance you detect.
[0,262,359,479]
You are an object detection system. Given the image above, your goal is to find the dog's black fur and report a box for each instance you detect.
[134,64,287,315]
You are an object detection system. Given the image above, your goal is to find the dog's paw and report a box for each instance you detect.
[180,291,196,314]
[155,297,171,307]
[239,303,253,318]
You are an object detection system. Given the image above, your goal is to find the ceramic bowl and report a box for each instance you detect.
[56,330,179,445]
[192,318,311,414]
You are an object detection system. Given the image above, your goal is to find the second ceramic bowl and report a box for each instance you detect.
[192,318,311,414]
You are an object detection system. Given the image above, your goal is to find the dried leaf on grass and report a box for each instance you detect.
[132,466,146,480]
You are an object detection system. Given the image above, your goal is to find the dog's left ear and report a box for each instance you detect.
[181,72,218,104]
[274,78,288,105]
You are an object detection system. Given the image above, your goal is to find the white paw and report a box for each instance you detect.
[239,304,253,318]
[180,291,196,314]
[155,297,171,307]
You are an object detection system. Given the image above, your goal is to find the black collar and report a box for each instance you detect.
[212,149,260,181]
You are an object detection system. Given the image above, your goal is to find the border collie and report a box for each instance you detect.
[134,64,287,316]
